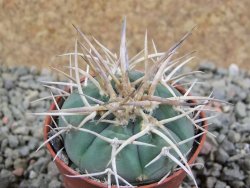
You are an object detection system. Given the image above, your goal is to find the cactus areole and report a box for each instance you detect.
[40,19,217,187]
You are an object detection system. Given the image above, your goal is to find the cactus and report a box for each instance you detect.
[35,19,226,187]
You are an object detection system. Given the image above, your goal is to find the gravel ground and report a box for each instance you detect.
[0,62,250,188]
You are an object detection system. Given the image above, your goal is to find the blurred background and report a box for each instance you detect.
[0,0,249,69]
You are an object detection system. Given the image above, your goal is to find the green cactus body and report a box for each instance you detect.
[58,71,195,185]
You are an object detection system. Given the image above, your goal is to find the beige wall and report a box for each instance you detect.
[0,0,249,69]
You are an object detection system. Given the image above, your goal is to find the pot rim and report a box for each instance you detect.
[44,85,208,187]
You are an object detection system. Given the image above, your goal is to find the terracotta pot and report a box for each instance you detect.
[44,86,207,188]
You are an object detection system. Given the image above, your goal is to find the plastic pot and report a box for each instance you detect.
[44,86,207,188]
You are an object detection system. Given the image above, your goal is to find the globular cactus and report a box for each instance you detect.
[35,19,224,187]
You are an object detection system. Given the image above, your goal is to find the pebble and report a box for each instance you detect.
[28,137,39,150]
[199,60,216,72]
[30,174,49,188]
[0,169,16,188]
[29,170,38,179]
[12,168,24,177]
[5,158,13,168]
[227,130,241,143]
[235,101,247,118]
[237,123,250,132]
[48,179,62,188]
[245,176,250,187]
[29,157,50,173]
[13,126,30,135]
[8,135,19,148]
[47,161,60,177]
[13,158,27,169]
[229,64,239,77]
[221,138,236,155]
[242,158,250,171]
[215,148,229,163]
[209,163,222,177]
[18,146,30,157]
[15,67,29,77]
[206,176,217,188]
[229,180,245,188]
[222,165,245,181]
[214,180,227,188]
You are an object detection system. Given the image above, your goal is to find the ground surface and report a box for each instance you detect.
[0,62,250,188]
[0,0,250,69]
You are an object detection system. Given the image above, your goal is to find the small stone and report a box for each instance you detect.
[215,148,229,163]
[222,105,231,113]
[12,168,24,177]
[14,158,27,169]
[213,89,226,100]
[200,141,214,155]
[19,180,30,188]
[30,174,49,188]
[30,66,39,74]
[227,130,241,143]
[11,107,23,119]
[228,153,247,162]
[194,157,204,170]
[3,79,15,90]
[19,74,33,81]
[2,73,17,90]
[28,137,39,150]
[199,60,216,72]
[15,67,29,77]
[235,101,247,118]
[214,180,227,188]
[237,123,250,133]
[18,81,30,89]
[246,176,250,187]
[0,128,8,142]
[29,150,46,159]
[242,117,250,124]
[2,116,9,124]
[41,68,52,76]
[5,157,13,168]
[4,148,14,158]
[216,134,226,144]
[206,176,217,188]
[29,157,50,173]
[25,90,39,103]
[8,135,19,148]
[242,158,250,171]
[13,126,29,135]
[229,180,245,188]
[212,80,227,100]
[18,146,30,157]
[0,169,16,188]
[47,162,60,177]
[216,67,228,76]
[222,165,245,181]
[209,163,222,177]
[221,138,236,155]
[1,139,8,151]
[48,179,61,188]
[29,170,37,179]
[229,64,239,77]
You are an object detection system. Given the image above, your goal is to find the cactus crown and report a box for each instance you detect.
[34,19,225,187]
